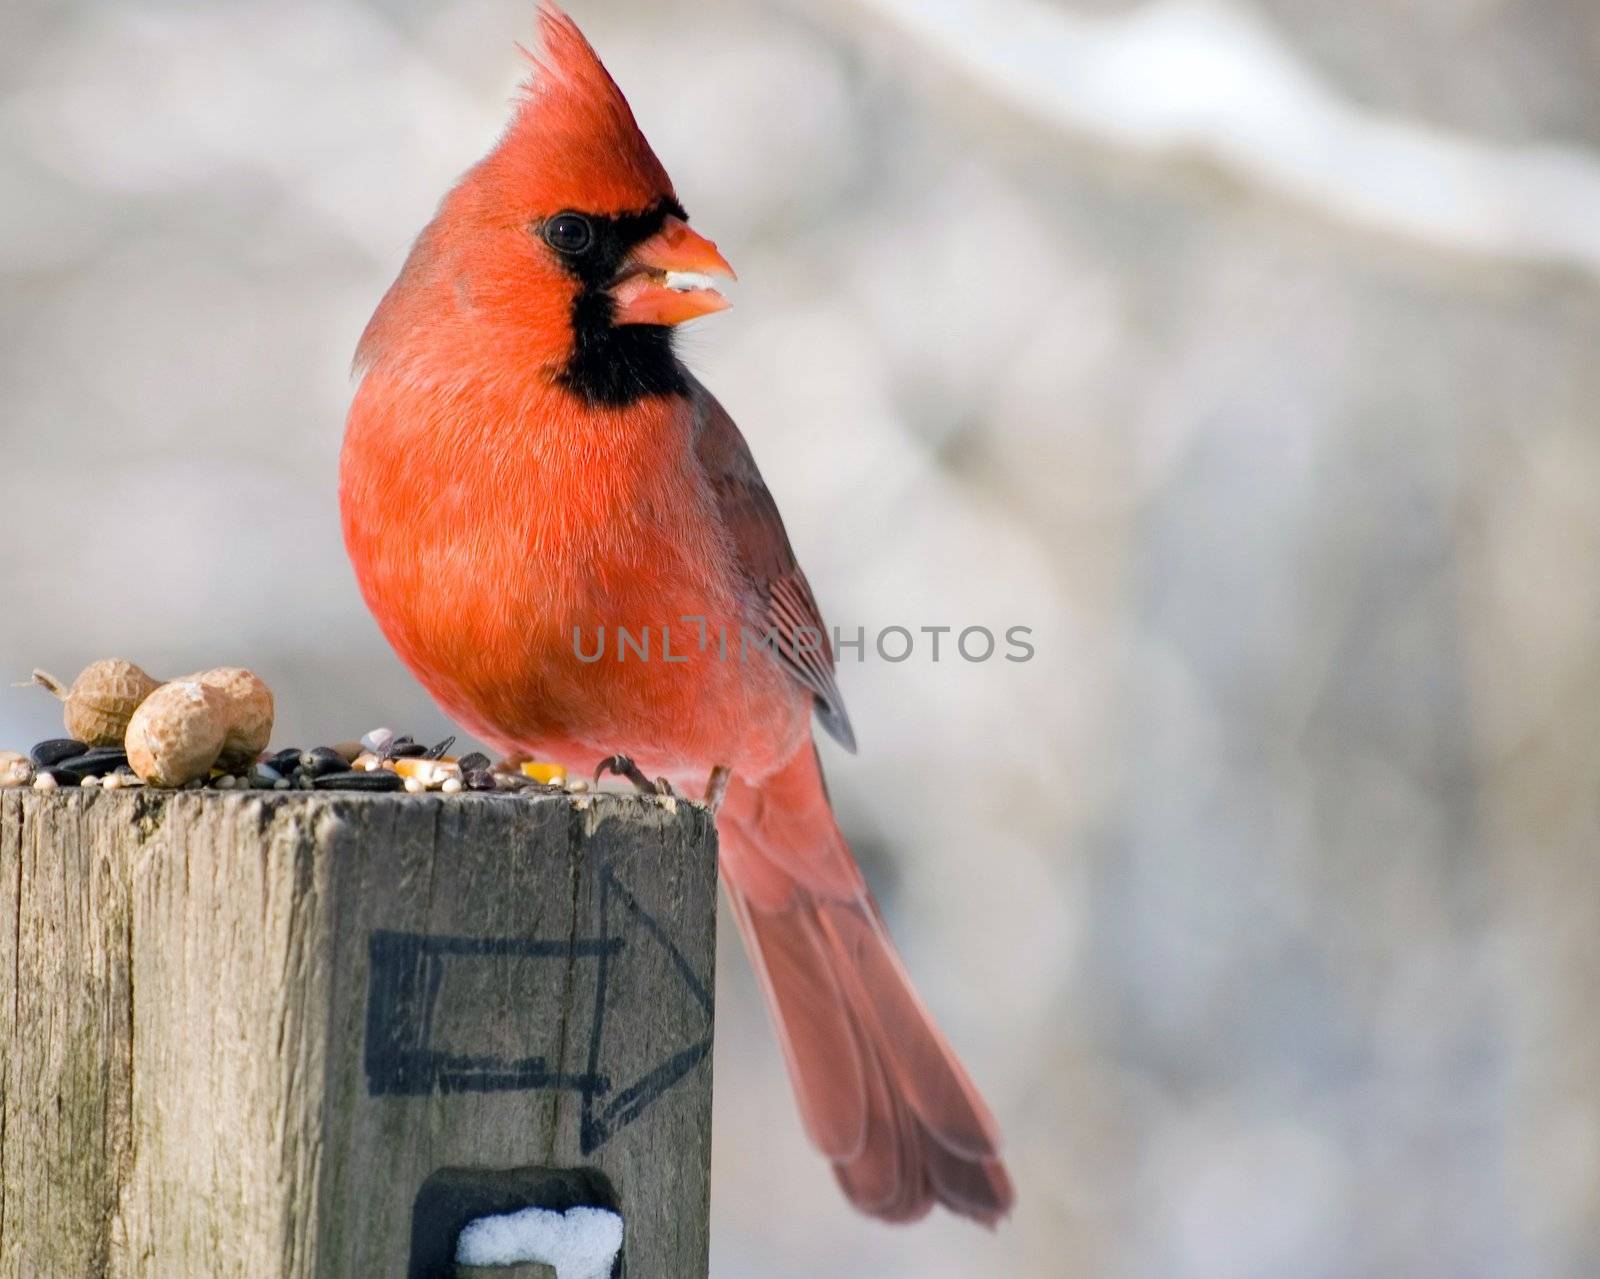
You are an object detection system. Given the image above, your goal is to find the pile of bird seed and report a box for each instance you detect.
[0,727,583,796]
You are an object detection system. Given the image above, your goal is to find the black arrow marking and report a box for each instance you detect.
[364,858,713,1156]
[579,861,714,1154]
[365,931,623,1097]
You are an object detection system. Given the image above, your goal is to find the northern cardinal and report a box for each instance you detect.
[341,2,1012,1225]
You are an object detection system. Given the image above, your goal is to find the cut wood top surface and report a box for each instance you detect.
[0,785,709,817]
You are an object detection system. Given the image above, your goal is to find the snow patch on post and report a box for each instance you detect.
[456,1205,623,1279]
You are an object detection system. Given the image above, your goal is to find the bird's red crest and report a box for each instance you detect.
[485,2,676,217]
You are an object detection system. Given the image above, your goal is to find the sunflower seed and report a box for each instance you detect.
[312,769,406,792]
[360,727,396,756]
[299,747,349,778]
[72,745,130,765]
[49,748,129,781]
[31,739,88,768]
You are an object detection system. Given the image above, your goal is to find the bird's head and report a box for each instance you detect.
[360,2,735,405]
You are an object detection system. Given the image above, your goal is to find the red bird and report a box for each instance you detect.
[341,2,1012,1225]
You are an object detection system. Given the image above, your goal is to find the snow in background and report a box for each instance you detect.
[4,0,1600,1275]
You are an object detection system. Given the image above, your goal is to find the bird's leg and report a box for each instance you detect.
[704,765,732,814]
[595,754,676,798]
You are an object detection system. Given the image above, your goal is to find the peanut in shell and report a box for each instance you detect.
[31,660,162,747]
[179,667,275,769]
[125,680,230,787]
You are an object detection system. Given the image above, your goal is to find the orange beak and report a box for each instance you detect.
[609,216,737,327]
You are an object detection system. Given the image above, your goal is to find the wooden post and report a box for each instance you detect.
[0,788,717,1278]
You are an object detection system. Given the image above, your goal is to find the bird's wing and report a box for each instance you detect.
[689,377,856,752]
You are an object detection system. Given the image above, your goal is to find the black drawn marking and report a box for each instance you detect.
[600,1039,711,1133]
[604,871,714,1015]
[579,867,616,1154]
[364,858,713,1157]
[579,861,714,1154]
[365,931,622,1097]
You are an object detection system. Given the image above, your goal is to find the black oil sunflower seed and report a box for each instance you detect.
[299,747,349,777]
[312,769,406,792]
[31,739,88,768]
[267,747,302,775]
[423,735,457,760]
[76,745,130,764]
[50,748,129,781]
[464,769,497,791]
[457,752,491,773]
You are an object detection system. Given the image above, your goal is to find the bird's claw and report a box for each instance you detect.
[705,765,731,814]
[595,754,675,798]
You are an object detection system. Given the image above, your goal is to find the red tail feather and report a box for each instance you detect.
[719,750,1014,1226]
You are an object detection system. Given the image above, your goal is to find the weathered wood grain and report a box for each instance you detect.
[0,789,717,1279]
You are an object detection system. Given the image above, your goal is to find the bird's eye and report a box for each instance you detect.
[543,213,595,255]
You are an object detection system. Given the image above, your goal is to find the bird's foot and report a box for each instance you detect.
[704,765,731,814]
[595,754,675,798]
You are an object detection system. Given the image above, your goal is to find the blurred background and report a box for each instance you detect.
[5,0,1600,1274]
